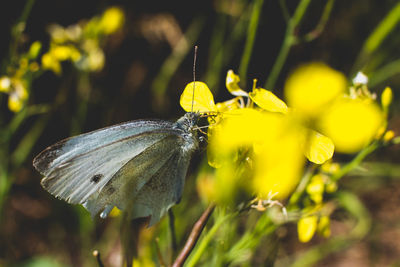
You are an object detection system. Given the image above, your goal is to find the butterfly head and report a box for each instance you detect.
[174,112,200,133]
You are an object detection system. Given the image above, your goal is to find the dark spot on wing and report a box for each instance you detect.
[90,174,103,183]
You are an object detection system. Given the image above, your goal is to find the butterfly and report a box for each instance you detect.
[33,112,200,226]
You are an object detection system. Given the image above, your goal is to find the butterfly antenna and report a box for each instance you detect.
[191,45,198,113]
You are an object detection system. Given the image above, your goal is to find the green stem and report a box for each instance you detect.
[225,211,276,265]
[303,0,335,43]
[264,0,311,90]
[368,58,400,87]
[151,17,204,111]
[11,115,49,168]
[185,209,232,267]
[7,0,36,64]
[288,165,317,206]
[204,4,252,91]
[278,0,290,23]
[331,141,380,181]
[352,2,400,75]
[238,0,264,85]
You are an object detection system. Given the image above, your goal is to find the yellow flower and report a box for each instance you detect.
[52,45,81,61]
[7,80,28,112]
[42,52,62,74]
[306,174,325,204]
[319,97,383,153]
[99,7,125,34]
[209,109,304,200]
[0,76,11,92]
[298,215,318,242]
[226,70,248,96]
[249,88,288,114]
[285,63,347,118]
[383,130,395,142]
[180,81,217,113]
[317,215,331,238]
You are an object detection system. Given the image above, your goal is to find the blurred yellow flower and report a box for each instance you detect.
[99,7,125,34]
[0,76,11,92]
[306,174,325,204]
[285,63,347,118]
[298,215,318,243]
[209,108,304,200]
[317,215,331,238]
[42,53,62,74]
[319,98,383,153]
[383,130,395,142]
[52,45,81,61]
[381,86,393,110]
[109,206,121,217]
[197,173,217,204]
[8,80,28,112]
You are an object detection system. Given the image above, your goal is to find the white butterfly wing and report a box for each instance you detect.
[84,134,194,225]
[33,118,198,224]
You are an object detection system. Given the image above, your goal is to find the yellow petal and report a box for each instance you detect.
[298,215,318,242]
[249,88,288,113]
[215,97,243,113]
[319,98,383,153]
[226,70,248,97]
[302,130,334,164]
[180,81,216,113]
[285,63,347,117]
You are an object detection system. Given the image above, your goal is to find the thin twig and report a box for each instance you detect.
[155,238,167,267]
[172,204,215,267]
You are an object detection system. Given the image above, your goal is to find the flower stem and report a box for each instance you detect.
[264,0,311,90]
[239,0,264,85]
[332,141,380,181]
